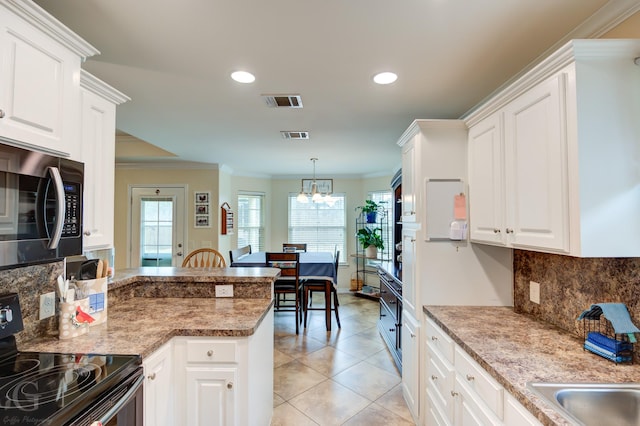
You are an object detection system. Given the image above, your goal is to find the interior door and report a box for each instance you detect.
[129,186,186,267]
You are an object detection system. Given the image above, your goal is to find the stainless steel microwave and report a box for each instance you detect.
[0,142,83,269]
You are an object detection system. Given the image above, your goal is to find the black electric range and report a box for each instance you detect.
[0,293,141,426]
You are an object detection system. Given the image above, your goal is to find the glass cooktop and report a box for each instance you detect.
[0,347,140,425]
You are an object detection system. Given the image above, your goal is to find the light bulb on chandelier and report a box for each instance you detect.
[297,158,333,204]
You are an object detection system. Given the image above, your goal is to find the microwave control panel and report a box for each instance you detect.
[62,182,81,237]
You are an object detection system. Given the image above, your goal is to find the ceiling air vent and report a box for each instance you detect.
[281,131,309,140]
[263,94,303,108]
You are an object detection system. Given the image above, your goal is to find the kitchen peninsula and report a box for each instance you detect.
[20,267,279,426]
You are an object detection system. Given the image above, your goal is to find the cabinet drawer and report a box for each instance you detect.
[186,340,237,363]
[455,346,504,419]
[455,375,502,426]
[426,318,455,364]
[426,387,453,426]
[426,347,455,420]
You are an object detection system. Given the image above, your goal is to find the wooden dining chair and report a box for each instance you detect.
[302,251,341,329]
[182,248,226,267]
[282,243,307,252]
[266,252,302,334]
[229,244,251,263]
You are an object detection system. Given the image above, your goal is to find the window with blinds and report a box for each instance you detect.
[237,193,265,251]
[288,193,346,258]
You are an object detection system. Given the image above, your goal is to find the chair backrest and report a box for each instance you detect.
[282,243,307,252]
[182,248,226,268]
[229,245,252,263]
[265,252,300,282]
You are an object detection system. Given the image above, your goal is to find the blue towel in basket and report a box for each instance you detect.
[578,303,640,343]
[584,340,632,363]
[587,332,632,353]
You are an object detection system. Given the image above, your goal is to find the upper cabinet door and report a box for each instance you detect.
[0,7,81,157]
[401,136,418,222]
[503,73,569,253]
[468,113,505,246]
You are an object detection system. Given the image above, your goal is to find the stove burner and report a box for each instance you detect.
[0,361,106,410]
[0,358,40,379]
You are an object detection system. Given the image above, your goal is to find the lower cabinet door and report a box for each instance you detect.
[143,342,173,426]
[185,367,237,426]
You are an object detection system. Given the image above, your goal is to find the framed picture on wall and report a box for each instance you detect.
[194,191,211,228]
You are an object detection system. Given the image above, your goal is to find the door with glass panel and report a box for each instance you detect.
[129,186,186,267]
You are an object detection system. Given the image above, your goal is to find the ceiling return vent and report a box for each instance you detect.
[281,131,309,140]
[262,94,303,108]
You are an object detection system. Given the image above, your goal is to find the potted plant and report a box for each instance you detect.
[356,227,384,258]
[356,200,385,223]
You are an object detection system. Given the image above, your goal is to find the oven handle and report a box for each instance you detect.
[46,166,65,250]
[90,373,144,426]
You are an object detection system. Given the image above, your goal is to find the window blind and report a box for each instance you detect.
[288,193,346,257]
[237,193,265,251]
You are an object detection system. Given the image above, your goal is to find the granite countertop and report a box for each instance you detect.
[19,267,277,358]
[424,305,640,426]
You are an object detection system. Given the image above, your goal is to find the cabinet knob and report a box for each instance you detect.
[177,252,183,256]
[451,391,459,397]
[506,228,514,234]
[431,375,438,381]
[226,381,233,390]
[0,109,4,119]
[207,350,214,357]
[84,230,91,236]
[431,336,438,341]
[493,229,500,234]
[410,332,416,338]
[466,374,475,381]
[389,328,395,332]
[148,372,156,381]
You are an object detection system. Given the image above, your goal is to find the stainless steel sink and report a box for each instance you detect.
[528,382,640,426]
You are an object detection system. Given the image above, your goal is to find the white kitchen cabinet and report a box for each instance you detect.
[143,340,174,426]
[401,226,418,319]
[469,73,568,253]
[400,135,419,222]
[185,367,237,425]
[468,113,505,246]
[172,308,274,426]
[466,39,640,257]
[80,71,129,250]
[0,1,97,157]
[401,312,419,422]
[425,317,541,426]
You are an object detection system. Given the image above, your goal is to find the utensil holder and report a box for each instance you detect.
[76,277,108,326]
[59,298,91,340]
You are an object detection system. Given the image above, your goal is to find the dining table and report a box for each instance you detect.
[231,251,337,331]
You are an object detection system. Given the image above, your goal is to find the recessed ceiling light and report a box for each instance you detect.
[373,72,398,85]
[231,71,255,83]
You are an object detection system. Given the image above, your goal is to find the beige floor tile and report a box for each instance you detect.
[341,402,416,426]
[271,402,319,426]
[273,393,286,407]
[275,334,326,358]
[298,346,361,377]
[289,379,371,425]
[274,359,327,400]
[331,332,386,360]
[374,384,414,422]
[274,348,294,368]
[332,361,401,401]
[365,348,401,376]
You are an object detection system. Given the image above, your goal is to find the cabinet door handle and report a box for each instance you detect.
[431,375,438,381]
[148,372,156,381]
[226,381,233,390]
[410,332,416,338]
[431,336,438,341]
[451,391,459,397]
[0,109,4,119]
[207,350,214,357]
[466,374,475,381]
[506,228,514,234]
[389,328,395,332]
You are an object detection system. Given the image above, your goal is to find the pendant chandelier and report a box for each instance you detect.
[297,158,334,205]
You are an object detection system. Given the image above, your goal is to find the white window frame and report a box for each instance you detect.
[237,192,265,252]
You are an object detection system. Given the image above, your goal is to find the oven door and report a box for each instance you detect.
[69,366,144,426]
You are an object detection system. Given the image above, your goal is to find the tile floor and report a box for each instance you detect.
[271,293,416,425]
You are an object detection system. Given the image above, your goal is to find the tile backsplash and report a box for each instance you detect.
[0,262,62,344]
[514,250,640,339]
